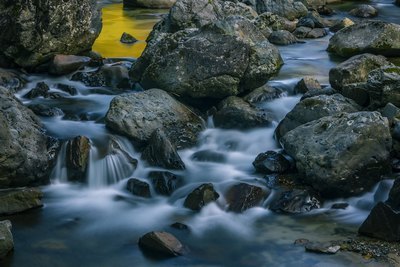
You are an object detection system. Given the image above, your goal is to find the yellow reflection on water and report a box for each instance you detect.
[93,3,167,58]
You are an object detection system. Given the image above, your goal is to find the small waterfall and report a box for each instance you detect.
[50,142,68,183]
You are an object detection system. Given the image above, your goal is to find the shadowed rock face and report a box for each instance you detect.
[124,0,176,8]
[0,220,13,258]
[0,0,102,68]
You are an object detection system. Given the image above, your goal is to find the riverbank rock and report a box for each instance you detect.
[66,136,91,182]
[256,0,308,20]
[124,0,176,8]
[253,12,297,36]
[349,5,378,18]
[0,188,43,215]
[329,54,392,91]
[213,96,274,130]
[268,30,298,45]
[327,21,400,58]
[269,188,321,214]
[0,69,25,92]
[366,66,400,109]
[293,26,327,39]
[0,220,13,258]
[105,89,205,149]
[281,112,392,198]
[49,55,90,76]
[131,15,283,99]
[126,178,151,198]
[149,171,183,196]
[329,18,354,33]
[138,231,186,257]
[252,151,291,174]
[294,77,321,94]
[275,94,360,141]
[243,84,284,104]
[225,183,269,212]
[0,0,102,68]
[141,129,185,170]
[183,183,220,211]
[0,87,56,188]
[359,202,400,241]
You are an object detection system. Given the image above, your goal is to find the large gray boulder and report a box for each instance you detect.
[131,16,282,99]
[366,66,400,109]
[0,0,102,68]
[281,112,392,198]
[105,89,205,149]
[327,21,400,58]
[255,0,308,20]
[0,220,13,258]
[0,188,43,215]
[0,87,56,188]
[275,94,360,141]
[124,0,176,8]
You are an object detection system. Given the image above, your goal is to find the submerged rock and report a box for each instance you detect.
[24,82,50,99]
[149,171,183,196]
[281,112,392,198]
[0,0,102,68]
[124,0,176,8]
[0,220,13,258]
[49,55,90,75]
[225,183,269,212]
[120,32,138,44]
[327,21,400,58]
[66,136,91,182]
[190,150,226,163]
[252,151,291,174]
[183,183,220,211]
[126,178,151,198]
[0,188,43,215]
[269,188,321,214]
[0,87,56,188]
[28,104,64,117]
[105,89,205,149]
[349,5,378,18]
[305,242,341,254]
[138,231,186,257]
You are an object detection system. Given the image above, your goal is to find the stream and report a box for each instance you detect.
[3,1,400,266]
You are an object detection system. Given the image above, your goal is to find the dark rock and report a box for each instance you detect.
[105,89,205,149]
[268,30,298,45]
[225,183,269,212]
[253,12,297,38]
[269,188,321,214]
[126,178,151,198]
[293,26,312,38]
[256,0,308,20]
[24,82,50,99]
[297,11,326,29]
[71,71,106,87]
[183,183,220,211]
[149,171,183,196]
[366,66,400,109]
[276,94,360,141]
[316,5,334,16]
[281,112,392,198]
[305,242,341,254]
[190,150,226,163]
[306,28,327,38]
[66,136,91,182]
[138,231,186,257]
[253,151,291,174]
[329,17,354,33]
[359,202,400,241]
[170,222,190,231]
[331,203,349,210]
[300,87,338,100]
[0,188,43,215]
[49,55,90,75]
[0,220,13,258]
[56,84,78,96]
[0,87,55,188]
[349,5,378,18]
[294,77,321,94]
[28,104,64,117]
[0,0,102,68]
[327,21,400,58]
[120,32,138,44]
[243,84,284,104]
[381,103,400,122]
[141,129,185,170]
[213,96,274,130]
[386,178,400,210]
[329,53,392,91]
[0,68,25,92]
[124,0,176,8]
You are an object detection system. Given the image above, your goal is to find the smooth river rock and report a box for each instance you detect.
[184,183,220,211]
[123,0,176,8]
[0,188,43,215]
[138,231,186,257]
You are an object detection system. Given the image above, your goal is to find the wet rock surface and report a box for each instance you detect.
[0,187,43,215]
[294,77,321,94]
[149,171,183,196]
[49,55,90,75]
[120,32,138,44]
[243,84,284,104]
[225,183,269,212]
[66,136,91,182]
[184,183,220,211]
[252,151,291,174]
[138,231,187,257]
[269,188,321,213]
[126,178,151,198]
[0,69,25,92]
[349,5,378,18]
[0,220,13,258]
[124,0,176,8]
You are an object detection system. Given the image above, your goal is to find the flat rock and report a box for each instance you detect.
[0,187,43,215]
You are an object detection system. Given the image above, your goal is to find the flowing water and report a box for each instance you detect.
[2,1,400,266]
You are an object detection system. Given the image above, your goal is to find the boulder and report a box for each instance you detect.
[0,87,56,188]
[281,112,392,198]
[269,188,321,214]
[0,68,25,92]
[297,11,326,29]
[329,18,354,33]
[131,16,283,99]
[276,94,360,141]
[24,82,50,99]
[294,77,321,94]
[252,150,291,174]
[300,87,337,100]
[72,65,132,89]
[138,231,186,257]
[225,183,269,212]
[242,84,284,104]
[49,55,90,75]
[66,136,91,182]
[0,188,43,215]
[253,12,297,36]
[124,0,176,8]
[0,0,102,68]
[366,66,400,109]
[329,53,392,91]
[120,32,138,44]
[141,129,185,170]
[293,26,327,39]
[0,220,13,258]
[359,202,400,241]
[327,21,400,58]
[213,96,274,130]
[256,0,308,20]
[105,89,205,149]
[349,5,378,18]
[126,178,151,198]
[183,183,220,211]
[149,171,183,196]
[268,30,298,45]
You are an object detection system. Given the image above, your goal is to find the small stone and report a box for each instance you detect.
[56,84,78,95]
[243,84,284,104]
[138,231,187,257]
[126,178,151,198]
[306,28,327,38]
[349,5,378,18]
[329,18,354,33]
[294,77,321,94]
[252,151,291,174]
[149,171,183,196]
[170,222,190,231]
[268,30,298,45]
[305,242,341,254]
[294,238,310,246]
[49,55,90,75]
[184,183,220,211]
[269,188,321,214]
[120,32,138,44]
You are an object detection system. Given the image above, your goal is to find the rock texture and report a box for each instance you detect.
[349,5,378,18]
[255,0,308,20]
[183,183,220,211]
[0,188,43,215]
[66,136,91,182]
[225,183,269,212]
[0,220,13,258]
[0,69,25,92]
[0,87,56,188]
[105,89,205,149]
[269,188,321,213]
[124,0,176,8]
[126,178,151,198]
[282,112,392,198]
[138,231,186,257]
[0,0,102,68]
